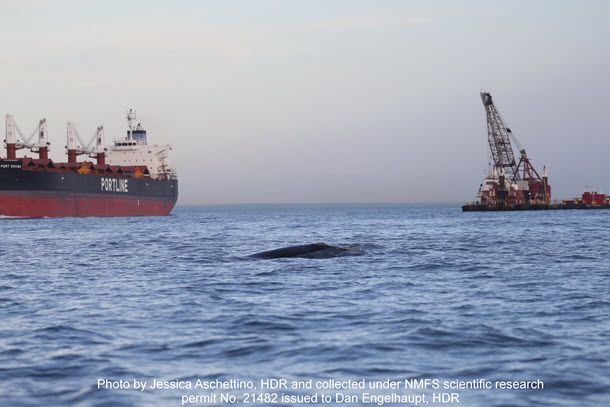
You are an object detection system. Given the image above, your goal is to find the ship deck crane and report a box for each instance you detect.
[66,122,106,165]
[5,115,50,159]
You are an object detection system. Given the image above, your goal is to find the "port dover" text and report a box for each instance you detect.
[101,178,128,193]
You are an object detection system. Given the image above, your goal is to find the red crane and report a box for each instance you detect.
[479,92,550,204]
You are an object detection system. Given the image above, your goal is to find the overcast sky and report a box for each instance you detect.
[1,0,609,204]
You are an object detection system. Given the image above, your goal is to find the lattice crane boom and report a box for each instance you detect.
[480,92,518,181]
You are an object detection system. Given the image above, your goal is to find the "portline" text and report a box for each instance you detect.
[101,178,128,193]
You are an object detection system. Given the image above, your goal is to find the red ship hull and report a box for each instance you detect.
[0,191,175,218]
[0,158,178,218]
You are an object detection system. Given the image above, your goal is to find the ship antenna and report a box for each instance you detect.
[126,109,136,141]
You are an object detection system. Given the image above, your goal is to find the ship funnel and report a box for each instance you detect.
[543,166,548,178]
[6,115,16,159]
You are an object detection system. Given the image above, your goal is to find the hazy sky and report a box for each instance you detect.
[1,0,609,204]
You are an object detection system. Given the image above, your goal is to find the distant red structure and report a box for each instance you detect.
[581,191,607,205]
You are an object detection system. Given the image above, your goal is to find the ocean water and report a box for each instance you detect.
[0,204,608,407]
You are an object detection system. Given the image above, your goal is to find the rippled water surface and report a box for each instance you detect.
[1,204,609,406]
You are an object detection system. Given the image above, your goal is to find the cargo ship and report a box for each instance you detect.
[462,93,609,212]
[0,110,178,217]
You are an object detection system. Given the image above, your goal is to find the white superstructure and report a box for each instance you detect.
[105,109,176,180]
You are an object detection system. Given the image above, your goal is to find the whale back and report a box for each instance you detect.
[249,242,362,259]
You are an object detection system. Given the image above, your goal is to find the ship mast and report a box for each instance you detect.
[126,109,136,141]
[5,114,17,159]
[94,126,106,165]
[35,118,49,159]
[66,121,78,162]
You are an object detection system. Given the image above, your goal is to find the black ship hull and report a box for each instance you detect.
[0,159,178,217]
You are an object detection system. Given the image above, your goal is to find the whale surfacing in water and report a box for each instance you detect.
[249,242,363,259]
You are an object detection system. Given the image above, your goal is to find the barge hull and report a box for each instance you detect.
[462,203,610,212]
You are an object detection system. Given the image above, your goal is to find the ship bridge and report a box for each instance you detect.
[130,123,147,143]
[105,109,175,180]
